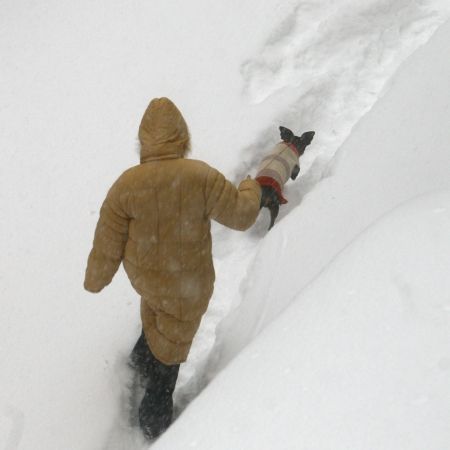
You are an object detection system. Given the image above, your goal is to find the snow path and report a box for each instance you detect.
[244,0,446,103]
[238,0,450,181]
[174,0,450,407]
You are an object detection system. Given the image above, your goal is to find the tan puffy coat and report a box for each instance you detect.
[84,98,261,365]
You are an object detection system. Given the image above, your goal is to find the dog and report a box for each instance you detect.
[256,126,315,229]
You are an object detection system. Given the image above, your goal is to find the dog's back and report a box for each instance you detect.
[256,142,300,188]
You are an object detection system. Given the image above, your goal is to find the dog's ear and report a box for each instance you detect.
[279,126,294,143]
[300,131,315,146]
[292,131,315,155]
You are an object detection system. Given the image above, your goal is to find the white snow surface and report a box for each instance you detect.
[156,190,450,450]
[155,19,450,449]
[1,1,450,449]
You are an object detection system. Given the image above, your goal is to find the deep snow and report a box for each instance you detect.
[214,14,450,372]
[1,0,450,449]
[153,19,450,449]
[155,190,450,450]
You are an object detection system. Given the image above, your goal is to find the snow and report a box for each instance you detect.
[1,0,450,449]
[155,189,450,450]
[153,18,450,449]
[214,14,450,372]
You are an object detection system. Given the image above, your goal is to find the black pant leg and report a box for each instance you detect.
[137,335,180,439]
[130,330,153,378]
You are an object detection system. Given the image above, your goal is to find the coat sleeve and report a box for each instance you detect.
[205,168,261,231]
[84,178,130,293]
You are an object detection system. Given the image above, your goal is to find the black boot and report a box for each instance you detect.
[132,332,180,440]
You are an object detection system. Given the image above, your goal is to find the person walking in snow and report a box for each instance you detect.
[84,97,262,439]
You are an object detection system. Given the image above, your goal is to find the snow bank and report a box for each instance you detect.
[154,18,450,450]
[155,189,450,450]
[213,18,450,372]
[174,0,450,411]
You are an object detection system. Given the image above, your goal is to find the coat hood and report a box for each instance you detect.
[138,97,190,163]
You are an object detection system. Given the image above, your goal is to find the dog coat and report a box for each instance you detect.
[256,142,300,204]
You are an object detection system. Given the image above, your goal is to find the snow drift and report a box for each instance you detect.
[154,20,450,450]
[213,16,450,372]
[155,189,450,449]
